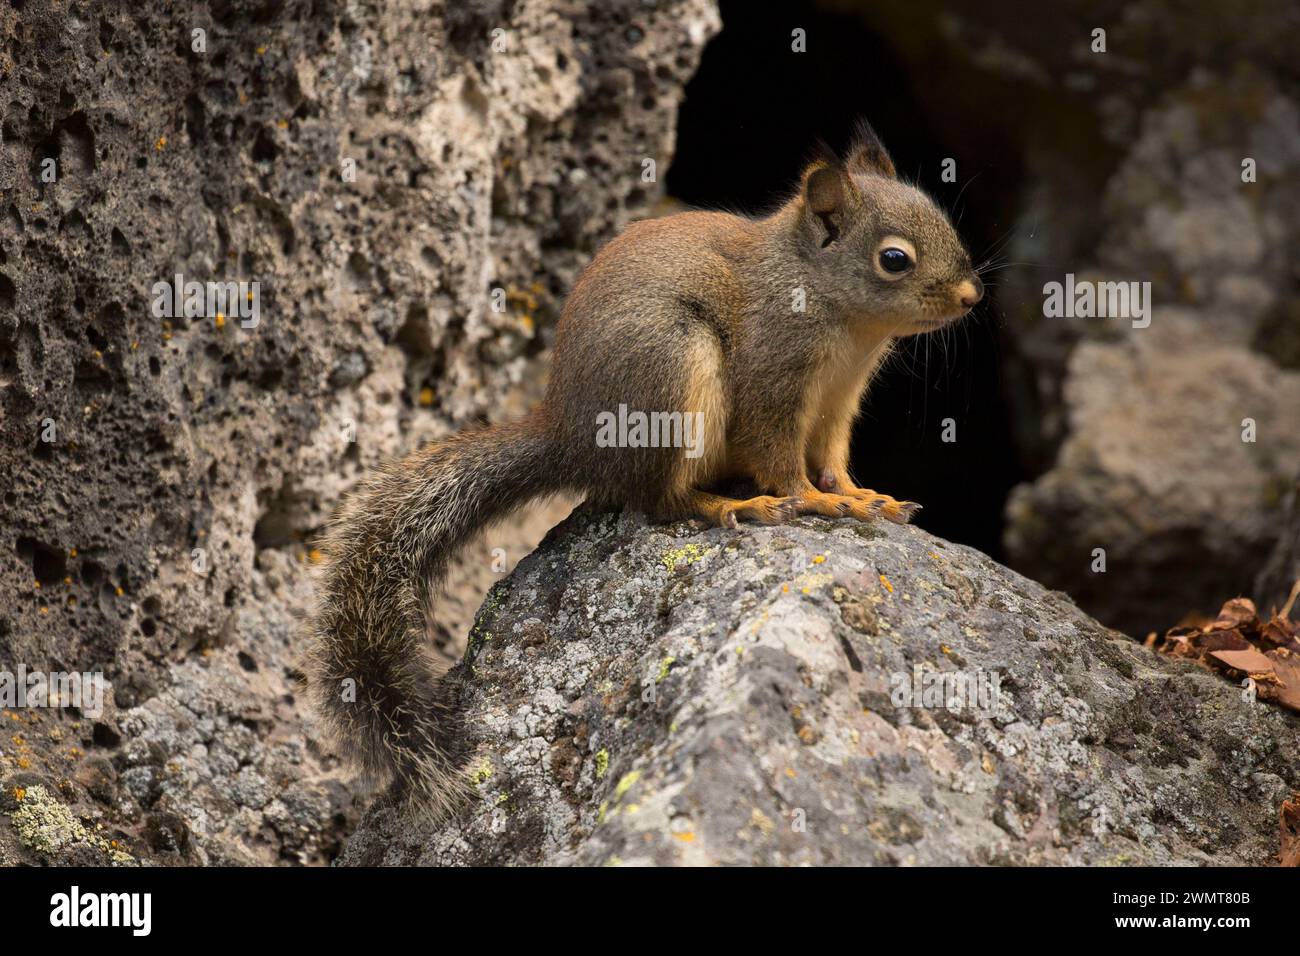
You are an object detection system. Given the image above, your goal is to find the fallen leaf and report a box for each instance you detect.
[1208,647,1276,675]
[1265,652,1300,712]
[1282,792,1300,867]
[1211,597,1259,630]
[1153,581,1300,714]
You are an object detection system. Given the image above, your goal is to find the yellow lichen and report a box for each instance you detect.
[613,769,641,801]
[661,543,710,572]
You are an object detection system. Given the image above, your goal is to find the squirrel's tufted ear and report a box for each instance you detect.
[844,118,896,179]
[803,162,847,246]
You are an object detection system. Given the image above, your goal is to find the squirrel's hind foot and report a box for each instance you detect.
[686,490,798,528]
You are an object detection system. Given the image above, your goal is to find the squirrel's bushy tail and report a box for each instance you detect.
[307,416,560,816]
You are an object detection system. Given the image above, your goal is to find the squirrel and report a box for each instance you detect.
[307,121,983,815]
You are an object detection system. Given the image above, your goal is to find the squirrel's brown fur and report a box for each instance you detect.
[308,122,983,815]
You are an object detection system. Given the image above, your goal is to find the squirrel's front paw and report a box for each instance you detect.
[889,500,923,524]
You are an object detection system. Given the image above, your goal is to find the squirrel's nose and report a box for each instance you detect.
[957,276,984,309]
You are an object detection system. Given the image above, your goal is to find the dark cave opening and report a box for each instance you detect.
[666,0,1029,559]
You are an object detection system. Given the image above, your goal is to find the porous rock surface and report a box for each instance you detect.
[341,510,1300,866]
[0,0,718,866]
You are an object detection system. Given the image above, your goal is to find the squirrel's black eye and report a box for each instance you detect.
[879,247,911,273]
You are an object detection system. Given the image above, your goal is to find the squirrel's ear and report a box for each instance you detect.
[844,118,896,179]
[804,163,846,246]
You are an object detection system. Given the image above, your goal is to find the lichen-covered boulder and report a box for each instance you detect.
[340,509,1300,866]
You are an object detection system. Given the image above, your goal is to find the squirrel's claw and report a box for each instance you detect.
[890,501,923,524]
[772,497,802,522]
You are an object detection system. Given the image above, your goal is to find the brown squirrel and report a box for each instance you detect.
[307,122,983,814]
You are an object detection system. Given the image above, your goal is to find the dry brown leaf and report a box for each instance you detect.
[1261,616,1300,652]
[1211,597,1258,631]
[1153,582,1300,715]
[1282,792,1300,868]
[1265,652,1300,712]
[1208,647,1277,675]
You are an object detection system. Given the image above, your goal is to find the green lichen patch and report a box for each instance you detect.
[656,656,676,682]
[467,581,514,655]
[9,785,133,864]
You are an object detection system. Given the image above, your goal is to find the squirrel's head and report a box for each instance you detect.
[795,122,981,334]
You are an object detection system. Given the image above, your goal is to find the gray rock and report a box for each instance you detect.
[1006,320,1300,635]
[1255,469,1300,614]
[340,509,1300,866]
[992,70,1300,633]
[328,352,369,389]
[0,0,717,867]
